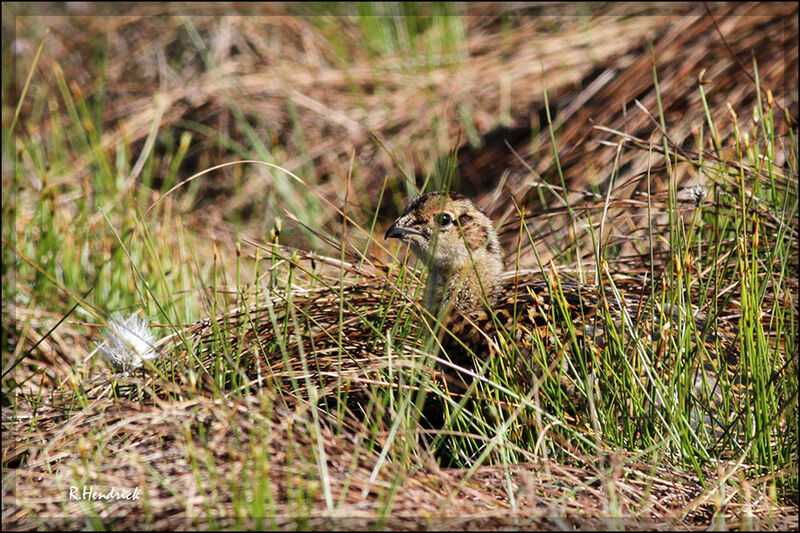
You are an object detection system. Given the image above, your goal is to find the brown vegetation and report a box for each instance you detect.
[3,2,797,530]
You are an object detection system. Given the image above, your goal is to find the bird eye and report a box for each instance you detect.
[435,212,453,228]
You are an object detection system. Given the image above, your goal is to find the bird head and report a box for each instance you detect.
[385,191,503,312]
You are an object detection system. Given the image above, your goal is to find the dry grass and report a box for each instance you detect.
[5,394,797,530]
[3,2,798,530]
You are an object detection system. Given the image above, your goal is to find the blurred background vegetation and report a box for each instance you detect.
[4,2,797,312]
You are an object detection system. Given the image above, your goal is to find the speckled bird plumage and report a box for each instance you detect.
[385,191,504,315]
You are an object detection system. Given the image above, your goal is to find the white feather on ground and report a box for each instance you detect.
[97,313,158,374]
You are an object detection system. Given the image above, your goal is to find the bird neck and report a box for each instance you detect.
[425,247,504,316]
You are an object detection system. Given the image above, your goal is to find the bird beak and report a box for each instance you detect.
[384,220,421,240]
[384,221,406,240]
